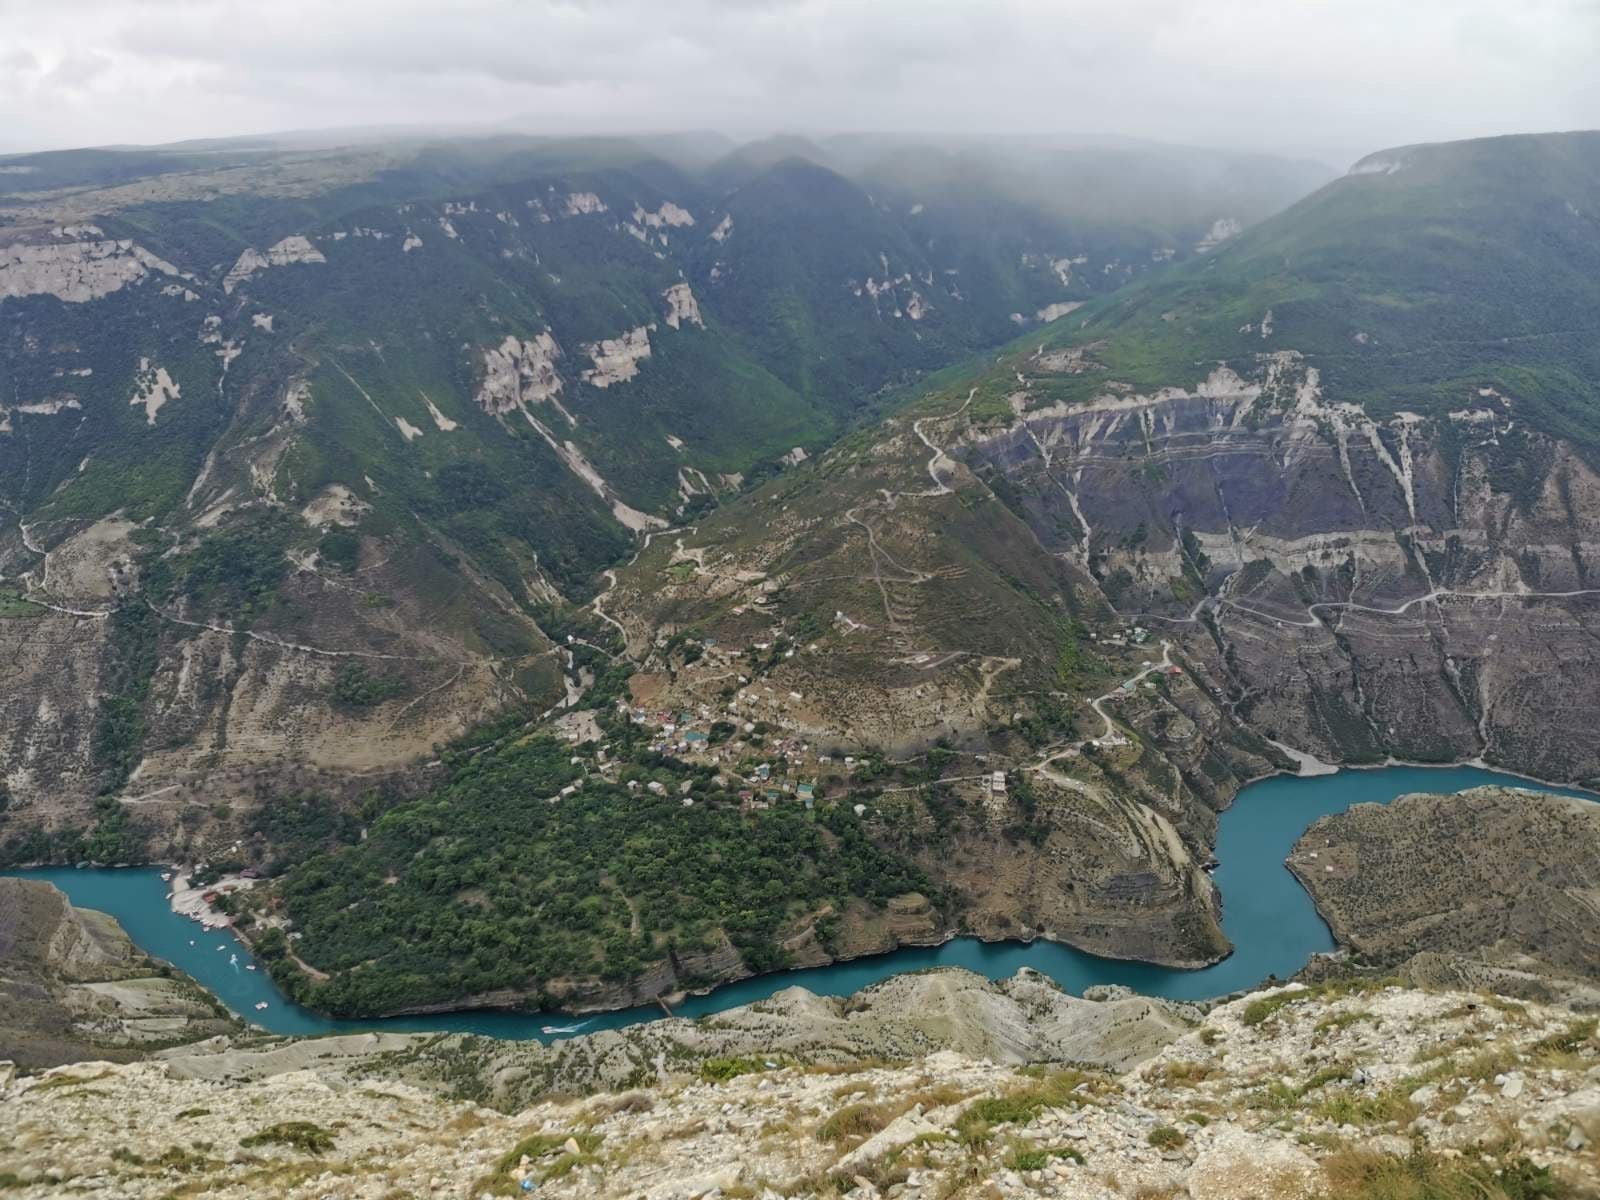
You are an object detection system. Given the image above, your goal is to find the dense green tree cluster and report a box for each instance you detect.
[252,737,927,1016]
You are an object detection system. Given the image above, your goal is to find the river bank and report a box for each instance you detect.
[9,762,1594,1041]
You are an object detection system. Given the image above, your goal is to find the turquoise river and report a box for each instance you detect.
[6,765,1592,1042]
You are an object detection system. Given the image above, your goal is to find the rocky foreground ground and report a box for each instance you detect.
[4,979,1598,1199]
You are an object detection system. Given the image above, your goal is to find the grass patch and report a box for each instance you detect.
[1144,1060,1217,1088]
[700,1055,774,1083]
[818,1102,896,1144]
[1316,1010,1378,1033]
[816,1083,973,1147]
[1240,978,1401,1029]
[1147,1126,1186,1150]
[952,1069,1114,1145]
[238,1121,335,1155]
[1314,1086,1417,1128]
[1321,1147,1567,1199]
[1529,1019,1597,1063]
[0,588,43,618]
[475,1132,604,1196]
[1006,1142,1087,1171]
[29,1069,114,1094]
[1241,992,1304,1027]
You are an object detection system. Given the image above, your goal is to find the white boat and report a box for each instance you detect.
[245,964,258,971]
[254,1001,269,1010]
[160,872,172,882]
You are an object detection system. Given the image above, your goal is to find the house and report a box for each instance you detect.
[755,763,771,781]
[683,731,709,746]
[991,770,1008,795]
[647,780,666,795]
[796,782,816,803]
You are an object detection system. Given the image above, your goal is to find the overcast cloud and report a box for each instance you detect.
[2,0,1597,166]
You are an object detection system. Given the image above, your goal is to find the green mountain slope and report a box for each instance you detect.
[1032,131,1600,446]
[0,129,1326,851]
[613,129,1600,786]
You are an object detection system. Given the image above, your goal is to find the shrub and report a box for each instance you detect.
[700,1055,770,1083]
[818,1102,893,1144]
[239,1121,335,1155]
[331,663,403,707]
[1241,992,1303,1027]
[1147,1126,1186,1150]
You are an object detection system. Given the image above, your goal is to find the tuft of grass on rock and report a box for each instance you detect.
[1321,1147,1566,1199]
[239,1121,335,1155]
[1146,1126,1187,1151]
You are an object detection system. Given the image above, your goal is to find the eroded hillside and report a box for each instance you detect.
[0,131,1314,853]
[608,134,1600,982]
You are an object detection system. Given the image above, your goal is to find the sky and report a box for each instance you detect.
[2,0,1598,167]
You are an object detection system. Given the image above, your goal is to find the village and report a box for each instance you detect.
[541,606,1191,825]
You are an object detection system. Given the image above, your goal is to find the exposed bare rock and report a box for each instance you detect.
[476,331,573,424]
[660,281,703,330]
[581,325,652,388]
[0,234,185,303]
[299,483,369,529]
[564,191,607,216]
[1035,300,1083,323]
[127,358,180,426]
[222,235,326,294]
[631,201,694,229]
[1195,216,1243,252]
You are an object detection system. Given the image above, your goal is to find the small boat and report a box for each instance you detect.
[254,1001,269,1011]
[187,939,195,947]
[216,944,226,951]
[245,964,258,971]
[541,1021,589,1035]
[160,872,172,882]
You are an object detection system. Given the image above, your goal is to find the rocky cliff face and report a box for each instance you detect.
[966,357,1600,784]
[3,978,1597,1199]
